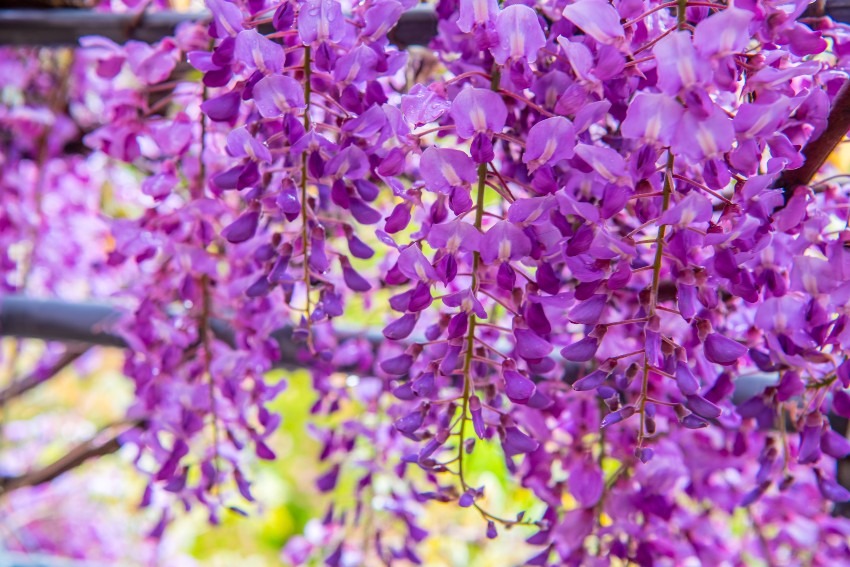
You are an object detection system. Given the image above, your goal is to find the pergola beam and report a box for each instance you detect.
[0,7,438,47]
[0,3,845,48]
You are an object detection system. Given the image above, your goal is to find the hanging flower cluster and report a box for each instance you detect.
[4,0,850,564]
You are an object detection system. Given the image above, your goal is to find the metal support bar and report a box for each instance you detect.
[0,4,846,48]
[0,7,439,46]
[0,295,779,394]
[0,296,364,370]
[0,296,124,347]
[0,9,198,45]
[0,551,112,567]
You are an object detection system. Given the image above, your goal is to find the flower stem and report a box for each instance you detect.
[301,46,313,350]
[457,67,501,494]
[638,152,673,446]
[200,274,221,496]
[458,161,488,490]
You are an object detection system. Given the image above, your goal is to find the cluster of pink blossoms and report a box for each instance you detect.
[4,0,850,564]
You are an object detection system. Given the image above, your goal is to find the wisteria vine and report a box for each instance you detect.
[3,0,850,564]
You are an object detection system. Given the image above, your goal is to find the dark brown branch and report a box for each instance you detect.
[0,421,139,496]
[0,346,89,407]
[775,81,850,203]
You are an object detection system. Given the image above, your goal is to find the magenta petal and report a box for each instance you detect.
[659,192,713,226]
[822,429,850,459]
[569,459,604,508]
[561,337,598,362]
[447,312,468,339]
[470,132,494,164]
[385,203,412,233]
[776,371,804,402]
[225,127,271,162]
[343,264,372,292]
[201,91,241,122]
[234,29,284,73]
[651,32,708,95]
[480,221,532,264]
[523,117,576,172]
[349,199,381,225]
[504,369,536,403]
[125,40,178,85]
[681,414,708,429]
[525,302,551,335]
[393,382,415,401]
[326,146,369,180]
[333,45,379,84]
[207,0,244,37]
[395,409,424,435]
[675,362,700,396]
[704,333,747,365]
[316,464,340,492]
[383,314,417,340]
[574,144,630,186]
[734,98,793,138]
[470,395,486,439]
[458,491,475,507]
[222,211,259,243]
[397,245,438,282]
[411,372,436,398]
[678,284,698,321]
[347,235,374,259]
[527,390,553,410]
[363,1,403,39]
[536,262,561,293]
[685,394,722,420]
[255,441,276,460]
[449,87,507,138]
[272,2,295,31]
[297,0,345,45]
[601,405,635,428]
[833,390,850,418]
[342,105,387,138]
[427,220,482,254]
[491,4,546,64]
[671,104,735,161]
[568,294,606,325]
[572,369,608,391]
[693,7,754,57]
[798,425,822,464]
[420,147,477,194]
[515,329,553,360]
[457,0,498,33]
[401,83,450,126]
[562,0,625,46]
[816,470,850,502]
[621,93,684,145]
[253,75,305,117]
[502,426,539,456]
[380,353,413,375]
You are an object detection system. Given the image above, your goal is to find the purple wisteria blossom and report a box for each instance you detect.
[11,0,850,564]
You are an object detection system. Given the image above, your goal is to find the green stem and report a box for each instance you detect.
[302,46,312,130]
[458,161,488,490]
[200,275,221,496]
[456,65,500,491]
[455,64,538,530]
[638,152,673,446]
[677,0,688,28]
[301,46,313,349]
[196,86,208,198]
